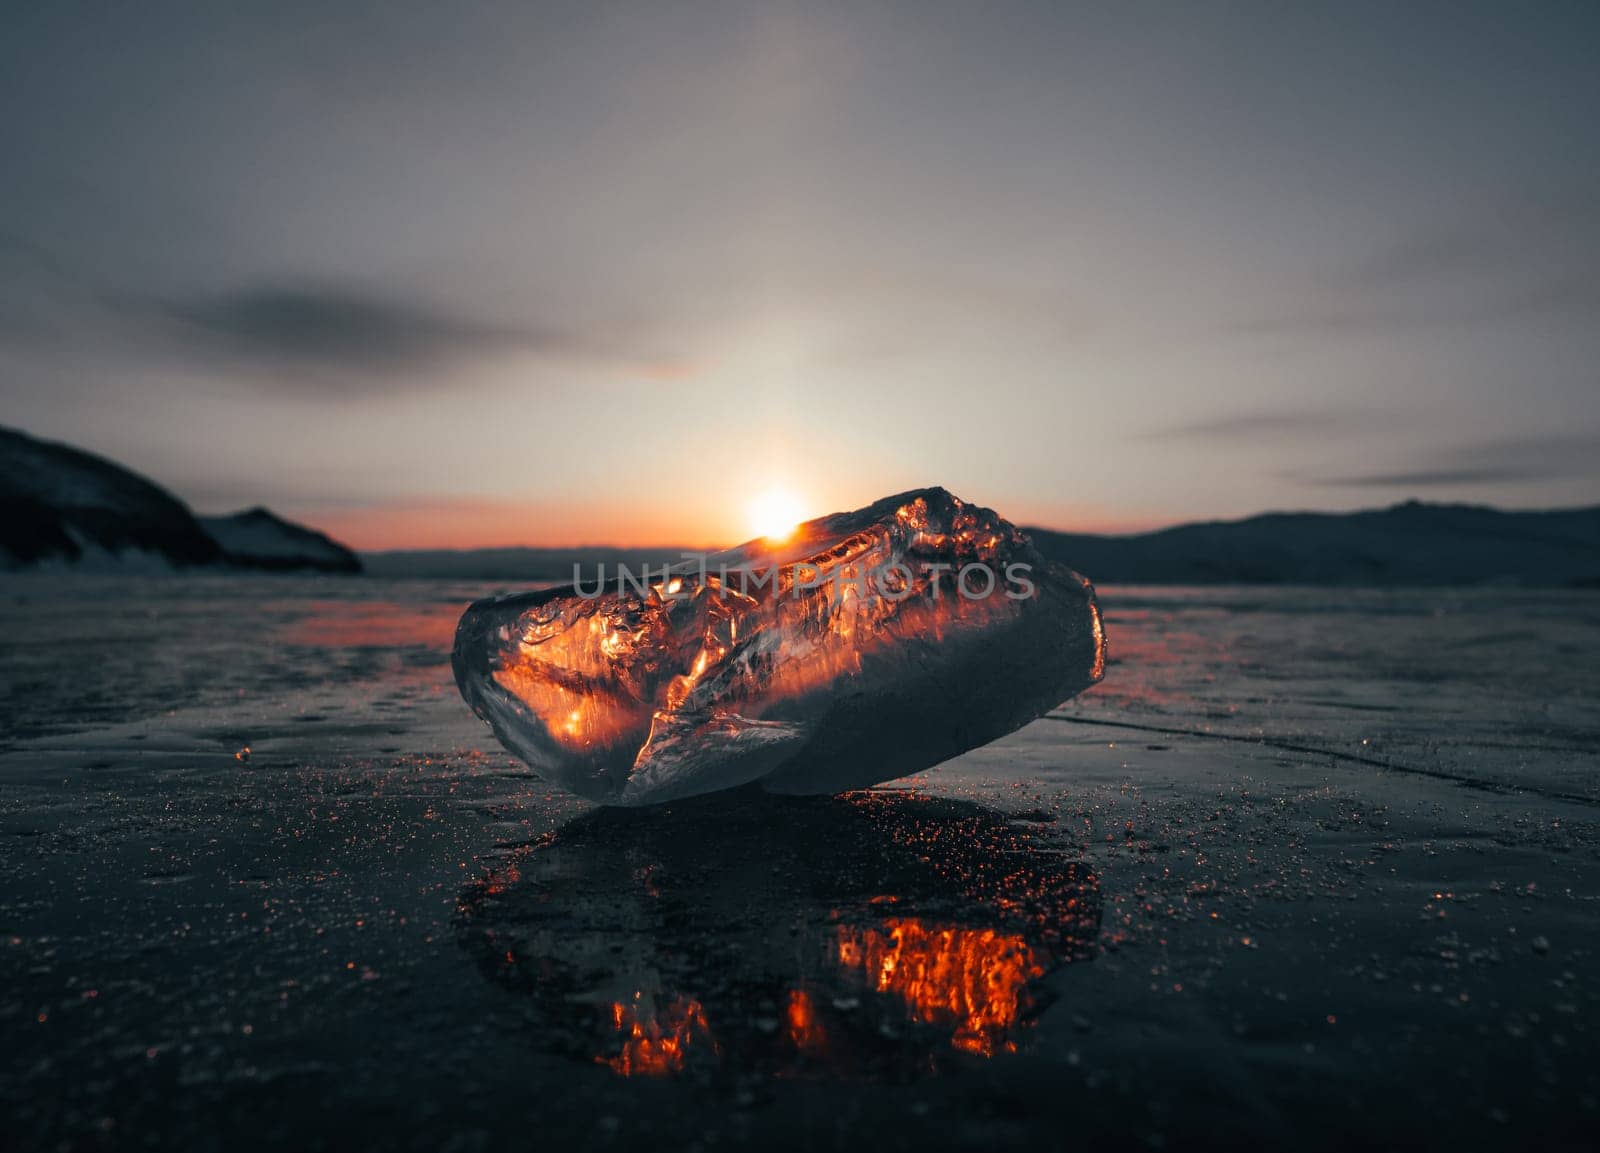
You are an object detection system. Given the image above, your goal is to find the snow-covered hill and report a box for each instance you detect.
[0,425,360,574]
[199,508,361,573]
[0,425,223,569]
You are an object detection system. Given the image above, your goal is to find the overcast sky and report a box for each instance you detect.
[3,1,1597,547]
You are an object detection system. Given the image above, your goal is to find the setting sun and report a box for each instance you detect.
[748,488,805,542]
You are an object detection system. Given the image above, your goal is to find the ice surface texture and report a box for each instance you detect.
[452,488,1105,805]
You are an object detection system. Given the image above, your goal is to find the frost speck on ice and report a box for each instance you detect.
[451,487,1105,805]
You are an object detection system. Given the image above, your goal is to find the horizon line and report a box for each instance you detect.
[351,495,1600,555]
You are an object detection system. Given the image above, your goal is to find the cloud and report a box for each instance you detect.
[1230,193,1600,337]
[1342,194,1600,294]
[1310,433,1599,488]
[161,284,546,372]
[0,231,106,343]
[0,252,701,401]
[1318,466,1554,487]
[0,240,532,369]
[1231,275,1600,337]
[1145,410,1373,440]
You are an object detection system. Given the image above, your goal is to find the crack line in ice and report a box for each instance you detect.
[1043,715,1600,808]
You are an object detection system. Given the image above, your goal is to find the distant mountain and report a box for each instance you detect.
[0,424,360,574]
[0,424,223,569]
[199,508,362,574]
[1026,501,1600,587]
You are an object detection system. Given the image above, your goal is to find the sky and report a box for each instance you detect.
[2,0,1597,549]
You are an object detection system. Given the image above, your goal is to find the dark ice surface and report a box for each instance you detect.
[2,576,1598,1151]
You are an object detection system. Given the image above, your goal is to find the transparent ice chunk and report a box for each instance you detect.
[452,487,1105,805]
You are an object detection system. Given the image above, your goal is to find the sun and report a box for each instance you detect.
[748,488,805,542]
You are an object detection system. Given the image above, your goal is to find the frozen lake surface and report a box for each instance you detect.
[2,576,1597,1150]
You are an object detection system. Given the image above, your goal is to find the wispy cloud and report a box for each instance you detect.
[160,284,554,373]
[1231,192,1600,337]
[133,280,700,395]
[1318,466,1552,487]
[0,238,695,392]
[1145,410,1376,440]
[0,231,105,343]
[1309,433,1599,488]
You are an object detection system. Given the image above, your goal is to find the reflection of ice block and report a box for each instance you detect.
[454,792,1103,1075]
[452,487,1106,805]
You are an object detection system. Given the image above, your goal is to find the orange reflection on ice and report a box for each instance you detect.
[600,994,716,1077]
[277,599,462,649]
[1089,598,1107,683]
[835,918,1045,1056]
[786,988,827,1055]
[1078,604,1222,712]
[491,666,622,750]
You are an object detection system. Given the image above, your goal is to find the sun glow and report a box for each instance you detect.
[748,488,805,542]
